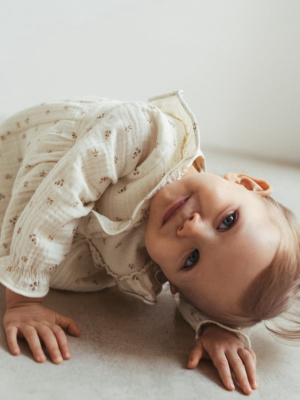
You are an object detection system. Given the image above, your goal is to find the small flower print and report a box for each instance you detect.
[115,217,124,221]
[64,105,69,110]
[0,193,5,200]
[0,135,6,141]
[72,132,77,139]
[128,264,135,270]
[7,266,12,272]
[115,242,122,249]
[23,181,28,188]
[105,130,111,140]
[47,197,54,205]
[46,110,50,114]
[97,113,105,119]
[48,235,54,241]
[6,130,11,135]
[48,150,52,153]
[146,117,152,124]
[22,133,26,139]
[25,163,33,169]
[86,127,92,133]
[18,157,23,163]
[133,168,139,176]
[3,243,9,249]
[118,186,127,194]
[5,174,12,179]
[114,156,118,164]
[72,201,79,207]
[190,307,197,316]
[30,281,39,291]
[55,179,64,186]
[125,125,132,132]
[29,234,37,244]
[93,149,99,157]
[99,177,108,184]
[24,117,30,124]
[16,122,20,128]
[17,227,22,234]
[102,238,106,245]
[9,215,18,225]
[21,256,28,262]
[40,170,46,177]
[193,122,198,131]
[133,275,139,281]
[132,148,141,159]
[96,191,101,199]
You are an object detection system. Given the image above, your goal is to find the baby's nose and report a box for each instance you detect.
[177,213,205,236]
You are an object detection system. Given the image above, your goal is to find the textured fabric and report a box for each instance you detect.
[0,90,250,345]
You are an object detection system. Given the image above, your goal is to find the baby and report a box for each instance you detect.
[0,91,299,396]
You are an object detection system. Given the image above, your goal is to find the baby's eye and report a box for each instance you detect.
[182,249,199,270]
[218,212,237,230]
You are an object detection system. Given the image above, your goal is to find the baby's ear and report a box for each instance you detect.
[224,173,273,196]
[169,282,178,295]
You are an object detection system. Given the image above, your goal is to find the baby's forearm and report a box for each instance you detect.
[6,287,44,309]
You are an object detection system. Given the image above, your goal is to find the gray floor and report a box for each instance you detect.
[1,148,300,400]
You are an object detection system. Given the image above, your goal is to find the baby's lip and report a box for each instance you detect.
[162,197,190,226]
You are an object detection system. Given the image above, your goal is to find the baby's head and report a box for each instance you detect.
[145,169,300,339]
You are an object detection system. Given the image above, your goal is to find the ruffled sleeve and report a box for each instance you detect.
[177,295,252,348]
[0,102,154,297]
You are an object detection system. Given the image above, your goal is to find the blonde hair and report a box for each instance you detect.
[187,195,300,343]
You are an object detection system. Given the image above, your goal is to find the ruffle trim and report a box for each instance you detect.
[0,255,50,297]
[86,239,164,304]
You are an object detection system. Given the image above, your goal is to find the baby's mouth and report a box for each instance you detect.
[162,197,190,226]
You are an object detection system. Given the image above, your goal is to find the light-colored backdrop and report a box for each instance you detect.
[0,0,299,164]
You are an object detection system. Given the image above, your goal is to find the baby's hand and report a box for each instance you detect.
[187,324,257,395]
[3,289,81,364]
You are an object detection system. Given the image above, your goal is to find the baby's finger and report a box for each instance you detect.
[37,325,63,364]
[226,351,252,395]
[55,314,81,337]
[238,348,258,390]
[187,340,205,369]
[52,325,71,360]
[212,355,235,391]
[5,325,20,356]
[21,326,46,363]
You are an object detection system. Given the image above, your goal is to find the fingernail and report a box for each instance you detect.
[54,357,63,364]
[65,351,71,358]
[246,385,252,394]
[229,383,235,390]
[252,380,258,389]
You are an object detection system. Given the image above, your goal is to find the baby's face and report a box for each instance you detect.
[145,170,280,316]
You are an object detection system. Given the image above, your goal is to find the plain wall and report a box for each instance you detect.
[0,0,299,164]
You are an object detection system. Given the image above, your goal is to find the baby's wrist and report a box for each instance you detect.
[6,287,44,309]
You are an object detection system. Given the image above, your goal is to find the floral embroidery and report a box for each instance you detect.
[154,142,159,148]
[5,174,12,179]
[125,125,132,132]
[29,234,37,244]
[133,168,139,176]
[97,113,105,119]
[118,186,126,194]
[102,238,106,245]
[48,150,52,153]
[17,227,22,234]
[115,217,124,221]
[99,177,108,184]
[22,133,26,139]
[40,170,46,177]
[115,242,122,249]
[0,193,5,200]
[93,149,99,157]
[72,132,77,139]
[133,275,139,281]
[64,105,69,110]
[193,122,198,131]
[24,117,30,124]
[190,307,197,316]
[21,256,28,262]
[86,127,92,132]
[7,266,12,272]
[146,117,152,124]
[96,191,101,199]
[25,163,33,169]
[72,201,79,207]
[3,243,9,249]
[128,264,135,270]
[55,179,64,186]
[47,197,54,205]
[105,130,111,139]
[132,148,141,159]
[9,215,18,225]
[114,156,118,164]
[23,181,28,188]
[18,157,23,163]
[48,235,54,241]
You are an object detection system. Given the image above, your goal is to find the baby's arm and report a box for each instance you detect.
[3,288,80,363]
[187,324,257,395]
